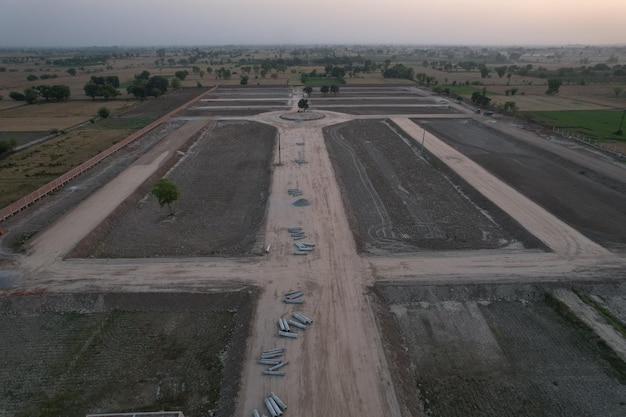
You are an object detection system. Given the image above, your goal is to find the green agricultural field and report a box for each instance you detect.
[521,109,626,141]
[441,85,482,96]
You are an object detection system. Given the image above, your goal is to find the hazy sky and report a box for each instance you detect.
[1,0,625,47]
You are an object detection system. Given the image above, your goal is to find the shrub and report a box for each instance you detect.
[97,107,110,118]
[9,91,25,101]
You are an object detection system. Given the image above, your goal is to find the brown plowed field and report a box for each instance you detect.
[324,119,542,253]
[418,118,626,250]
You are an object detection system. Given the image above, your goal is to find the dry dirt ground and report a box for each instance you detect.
[0,85,625,417]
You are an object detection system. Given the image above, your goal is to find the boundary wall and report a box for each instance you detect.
[0,87,216,222]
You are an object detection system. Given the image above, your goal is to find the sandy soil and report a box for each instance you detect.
[1,85,625,417]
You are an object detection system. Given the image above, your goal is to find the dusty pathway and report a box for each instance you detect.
[7,88,626,417]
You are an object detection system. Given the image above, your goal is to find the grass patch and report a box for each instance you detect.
[10,230,38,251]
[0,128,137,208]
[520,109,626,141]
[544,292,626,384]
[7,310,235,417]
[441,85,485,97]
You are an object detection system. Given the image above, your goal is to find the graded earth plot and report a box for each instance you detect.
[311,86,459,115]
[418,118,626,250]
[324,119,537,253]
[184,86,291,117]
[0,291,254,417]
[375,283,626,417]
[89,120,275,258]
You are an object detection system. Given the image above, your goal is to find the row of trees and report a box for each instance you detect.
[126,71,169,99]
[84,76,120,100]
[9,84,70,103]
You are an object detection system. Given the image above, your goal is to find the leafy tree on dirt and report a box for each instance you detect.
[330,85,339,94]
[175,70,189,80]
[24,87,38,104]
[383,64,414,80]
[320,85,329,95]
[37,85,70,102]
[495,66,508,78]
[298,98,309,112]
[26,74,38,81]
[303,86,313,96]
[479,64,490,78]
[170,77,181,89]
[67,68,77,76]
[135,70,151,81]
[471,90,491,107]
[152,178,180,216]
[9,91,25,101]
[546,78,562,95]
[98,107,110,118]
[127,74,169,99]
[84,76,120,100]
[240,75,249,85]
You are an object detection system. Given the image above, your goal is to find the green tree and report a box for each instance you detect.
[479,64,490,78]
[26,74,38,81]
[330,85,339,94]
[175,70,189,80]
[495,66,508,78]
[67,68,77,76]
[98,106,110,118]
[170,77,181,89]
[83,76,120,100]
[240,75,249,85]
[303,86,313,96]
[24,87,38,104]
[37,85,70,102]
[320,85,329,94]
[9,91,25,101]
[297,98,309,112]
[151,178,179,216]
[546,78,562,95]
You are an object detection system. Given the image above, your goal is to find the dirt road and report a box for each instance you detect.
[7,87,626,417]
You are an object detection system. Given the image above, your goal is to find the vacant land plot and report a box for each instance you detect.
[182,86,291,117]
[0,291,255,417]
[324,119,540,253]
[85,120,276,258]
[302,86,457,115]
[375,282,626,417]
[418,118,626,250]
